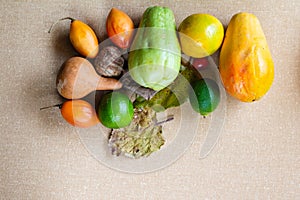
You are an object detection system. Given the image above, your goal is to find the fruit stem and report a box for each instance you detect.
[155,115,174,126]
[40,103,63,110]
[48,17,76,33]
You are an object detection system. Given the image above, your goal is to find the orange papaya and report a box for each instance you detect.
[219,12,274,102]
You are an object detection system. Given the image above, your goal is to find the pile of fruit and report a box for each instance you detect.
[43,6,274,158]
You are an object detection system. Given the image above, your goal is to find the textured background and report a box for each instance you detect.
[0,0,299,199]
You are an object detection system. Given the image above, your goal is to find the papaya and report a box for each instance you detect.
[219,12,274,102]
[128,6,181,91]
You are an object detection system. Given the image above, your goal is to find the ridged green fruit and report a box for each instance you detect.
[128,6,181,91]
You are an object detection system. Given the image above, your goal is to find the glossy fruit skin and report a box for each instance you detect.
[61,100,99,128]
[178,14,224,58]
[192,57,209,70]
[106,8,134,49]
[219,12,274,102]
[189,79,220,116]
[98,92,134,129]
[70,20,99,58]
[128,6,181,91]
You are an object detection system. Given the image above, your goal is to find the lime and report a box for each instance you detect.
[98,92,134,129]
[178,14,224,58]
[189,79,220,116]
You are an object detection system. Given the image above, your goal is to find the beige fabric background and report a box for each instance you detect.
[0,0,299,199]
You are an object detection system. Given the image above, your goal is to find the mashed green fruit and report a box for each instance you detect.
[108,107,165,158]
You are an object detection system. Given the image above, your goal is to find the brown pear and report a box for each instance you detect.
[56,57,122,99]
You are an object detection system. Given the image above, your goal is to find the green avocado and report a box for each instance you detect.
[128,6,181,91]
[189,78,220,116]
[134,66,198,112]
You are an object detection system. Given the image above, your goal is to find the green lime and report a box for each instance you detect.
[98,92,134,129]
[189,79,220,116]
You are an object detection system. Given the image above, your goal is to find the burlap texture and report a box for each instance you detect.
[0,0,299,199]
